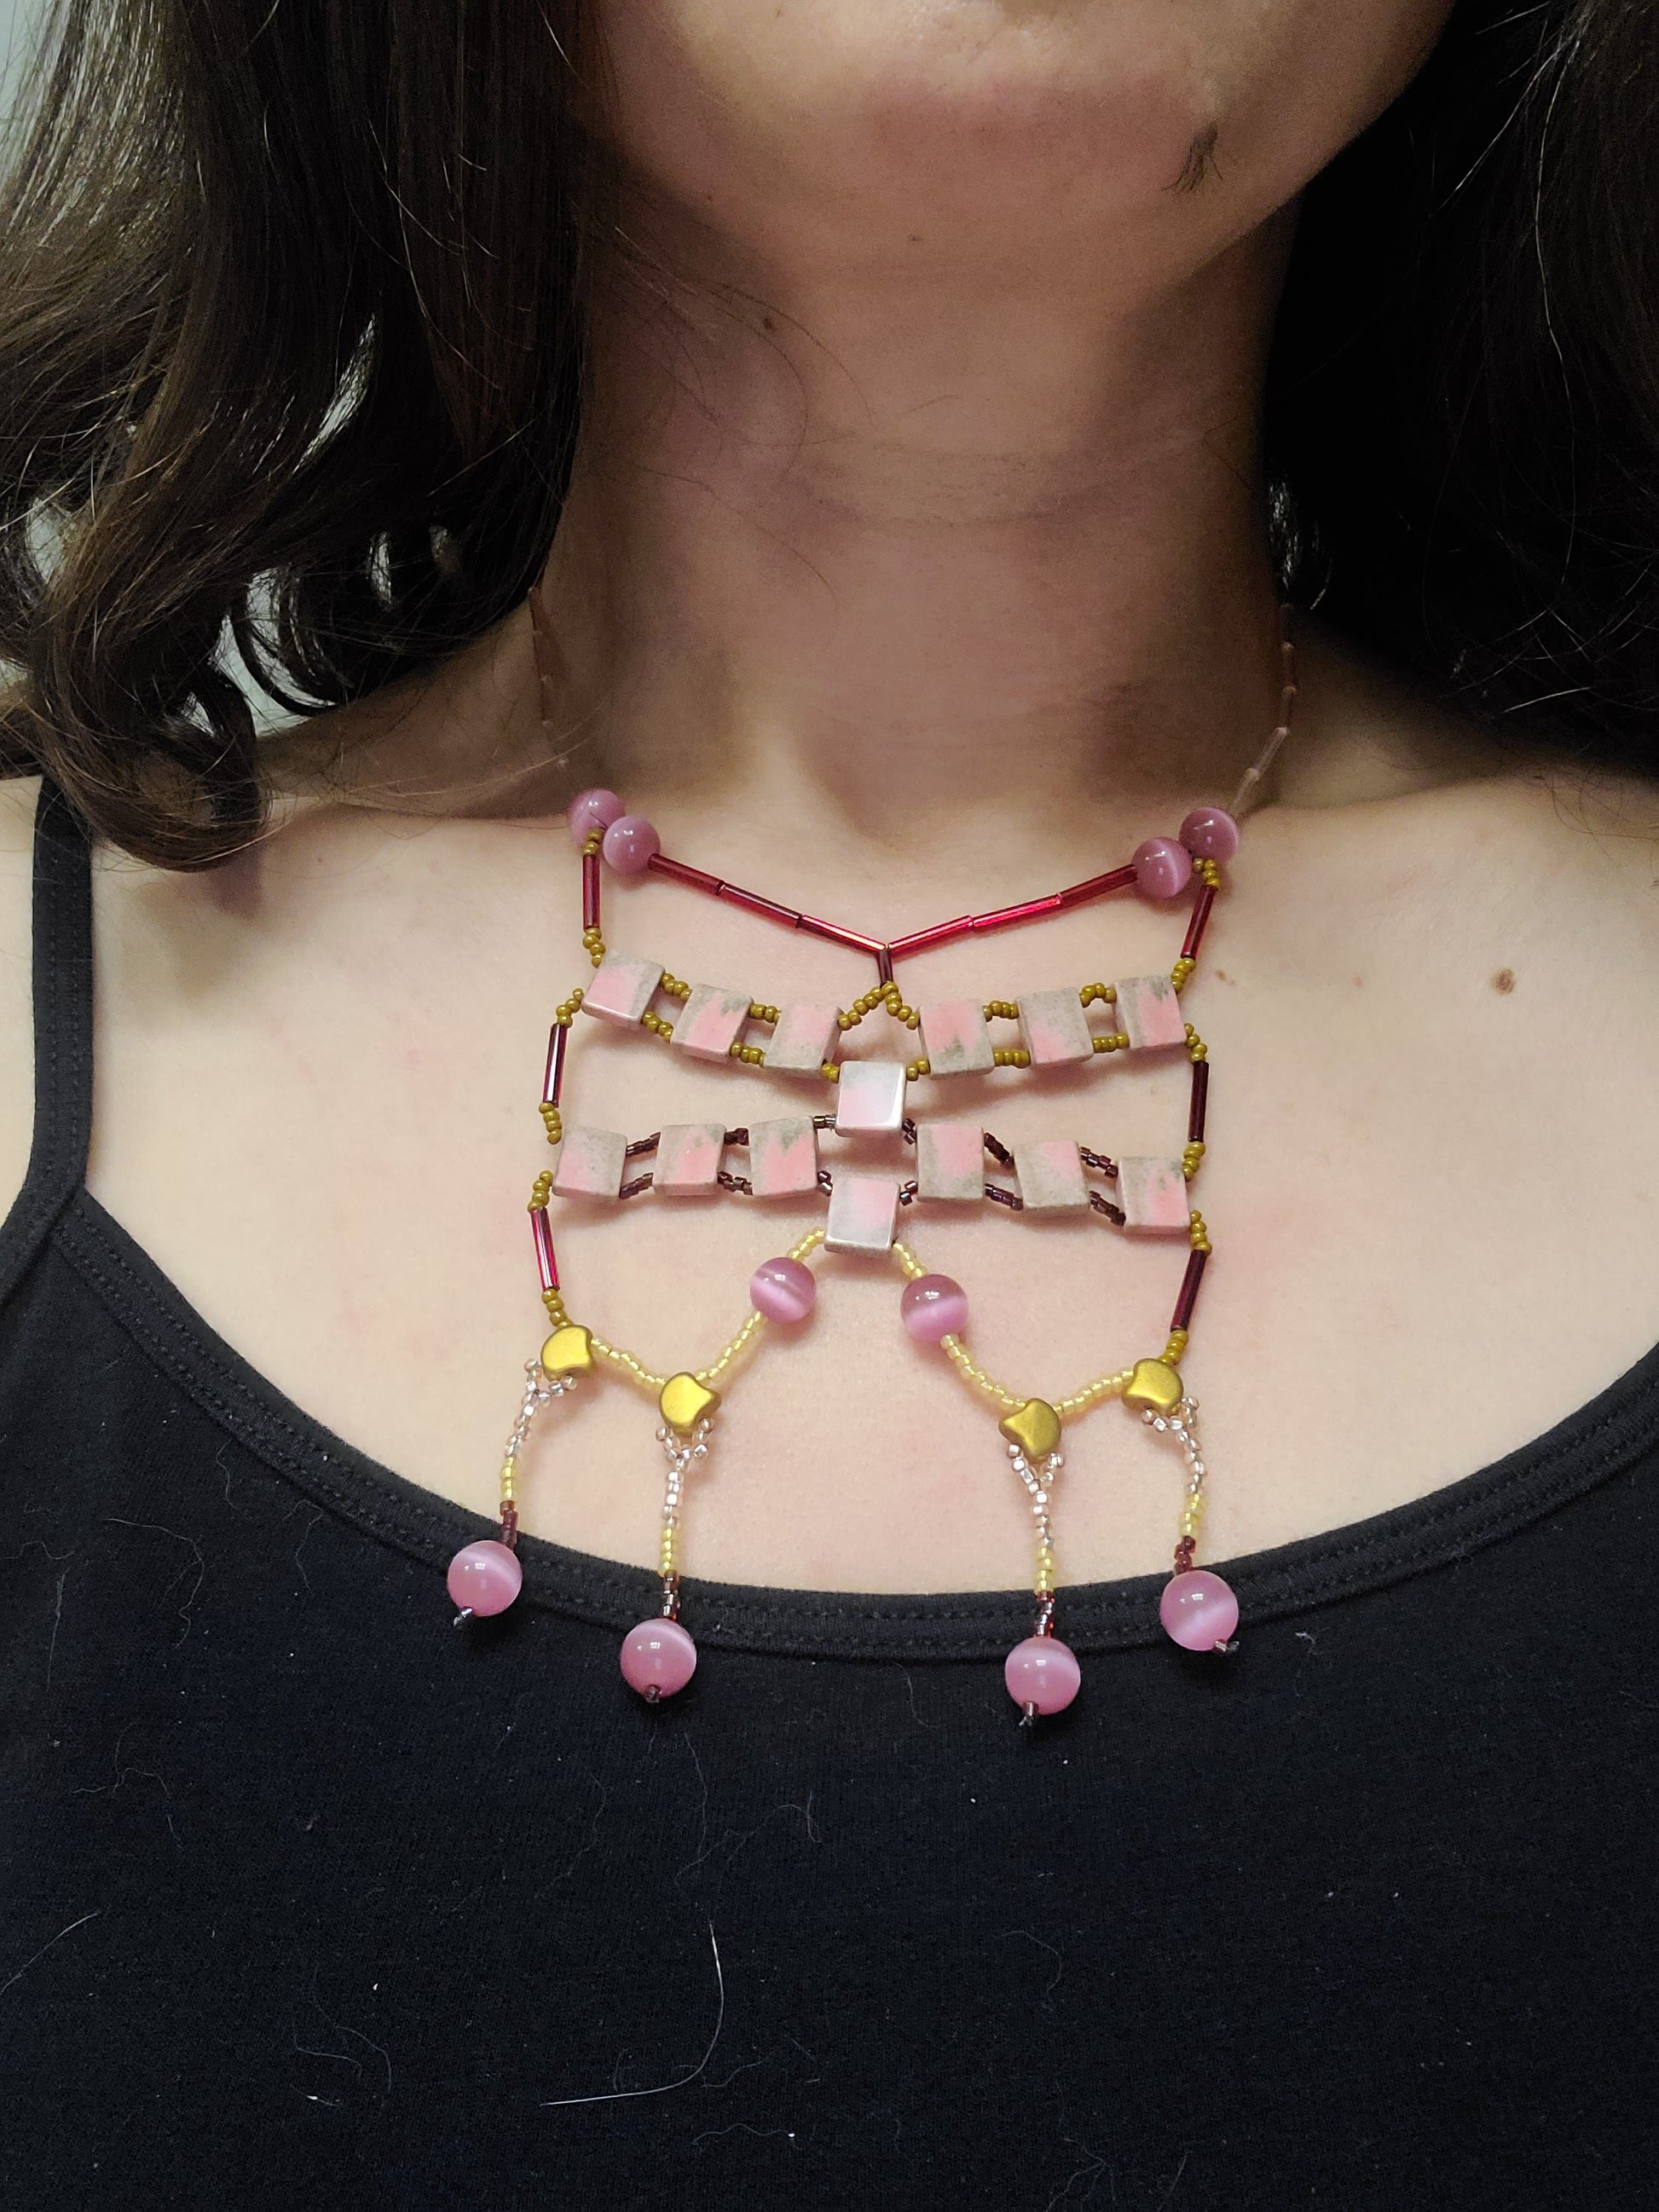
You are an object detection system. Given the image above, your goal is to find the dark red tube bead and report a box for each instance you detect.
[531,1206,559,1293]
[646,853,723,894]
[1188,1058,1209,1144]
[1180,882,1217,963]
[542,1023,567,1106]
[719,882,802,929]
[876,945,895,986]
[1056,864,1136,909]
[581,848,601,932]
[1171,1246,1208,1334]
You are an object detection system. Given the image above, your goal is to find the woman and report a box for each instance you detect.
[3,0,1656,2199]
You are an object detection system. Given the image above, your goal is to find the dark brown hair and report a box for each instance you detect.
[0,0,1655,866]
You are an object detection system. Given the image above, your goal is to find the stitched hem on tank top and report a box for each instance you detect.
[38,1191,1659,1661]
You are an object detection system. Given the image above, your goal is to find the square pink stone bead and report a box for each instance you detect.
[1017,987,1095,1067]
[915,1120,986,1203]
[748,1117,820,1198]
[824,1171,901,1254]
[1115,973,1187,1051]
[1014,1139,1089,1213]
[655,1122,725,1193]
[1118,1154,1192,1235]
[672,983,751,1063]
[918,999,994,1077]
[766,1002,841,1076]
[835,1060,908,1135]
[552,1124,627,1199]
[581,954,664,1028]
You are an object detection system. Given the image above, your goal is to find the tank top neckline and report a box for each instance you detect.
[9,778,1659,1662]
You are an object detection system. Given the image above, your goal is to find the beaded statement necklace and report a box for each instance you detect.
[444,595,1298,1728]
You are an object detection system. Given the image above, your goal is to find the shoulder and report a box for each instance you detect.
[0,778,40,1220]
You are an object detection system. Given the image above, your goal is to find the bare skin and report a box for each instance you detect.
[3,0,1656,1597]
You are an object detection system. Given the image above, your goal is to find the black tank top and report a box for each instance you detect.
[4,781,1656,2207]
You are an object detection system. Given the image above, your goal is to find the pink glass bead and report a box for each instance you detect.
[1179,805,1240,861]
[900,1273,969,1344]
[601,814,661,875]
[750,1254,817,1324]
[567,788,624,845]
[446,1539,523,1617]
[1159,1569,1240,1651]
[1003,1635,1081,1715]
[1133,835,1193,902]
[620,1616,698,1699]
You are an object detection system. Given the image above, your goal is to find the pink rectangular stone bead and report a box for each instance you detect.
[551,1124,627,1199]
[748,1117,820,1198]
[766,1002,841,1076]
[1118,1154,1192,1235]
[824,1171,900,1254]
[835,1060,908,1135]
[655,1122,726,1193]
[915,1120,986,1203]
[918,999,994,1077]
[1017,986,1095,1067]
[1014,1139,1089,1213]
[1115,973,1187,1051]
[672,983,751,1063]
[581,954,664,1028]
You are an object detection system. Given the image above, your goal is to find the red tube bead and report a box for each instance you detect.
[1056,864,1136,909]
[1180,882,1216,963]
[719,882,803,929]
[531,1206,559,1293]
[581,848,601,932]
[876,944,895,986]
[1171,1246,1208,1334]
[1188,1058,1209,1145]
[888,916,974,960]
[542,1024,568,1106]
[969,892,1064,935]
[796,913,886,955]
[646,853,723,895]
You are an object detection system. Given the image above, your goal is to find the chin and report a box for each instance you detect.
[597,0,1454,276]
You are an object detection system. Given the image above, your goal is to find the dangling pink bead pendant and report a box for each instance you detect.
[447,1539,523,1623]
[620,1614,698,1702]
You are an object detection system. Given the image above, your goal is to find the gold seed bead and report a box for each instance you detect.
[727,1042,766,1065]
[583,829,604,856]
[991,1047,1032,1068]
[1092,1033,1128,1054]
[906,1056,931,1081]
[1079,981,1107,1005]
[1198,858,1222,888]
[528,1171,553,1210]
[1165,1328,1190,1361]
[642,1010,675,1037]
[821,1060,841,1081]
[659,973,692,1001]
[542,1290,569,1324]
[1171,957,1196,991]
[749,1002,779,1024]
[1182,1141,1205,1180]
[1188,1212,1211,1253]
[1184,1023,1208,1062]
[554,991,584,1022]
[984,1000,1020,1021]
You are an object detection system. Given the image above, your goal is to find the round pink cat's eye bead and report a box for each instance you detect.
[1003,1634,1081,1715]
[750,1255,818,1324]
[1132,835,1193,901]
[1179,805,1240,862]
[900,1273,968,1344]
[446,1539,523,1618]
[621,1617,698,1699]
[602,814,661,875]
[1159,1568,1240,1651]
[566,788,625,846]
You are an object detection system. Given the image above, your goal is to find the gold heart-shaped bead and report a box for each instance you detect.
[998,1397,1061,1461]
[539,1324,594,1377]
[659,1372,720,1433]
[1124,1357,1183,1415]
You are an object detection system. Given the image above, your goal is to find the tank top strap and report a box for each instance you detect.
[0,779,94,1302]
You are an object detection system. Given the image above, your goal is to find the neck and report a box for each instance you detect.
[534,199,1292,865]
